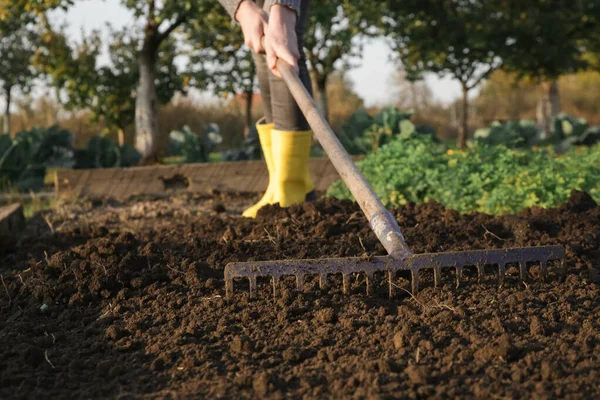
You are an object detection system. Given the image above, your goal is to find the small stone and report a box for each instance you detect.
[252,372,271,396]
[282,347,298,362]
[230,335,253,353]
[405,364,428,384]
[105,325,125,341]
[393,330,406,350]
[151,358,165,371]
[530,316,546,336]
[212,203,226,213]
[315,308,336,324]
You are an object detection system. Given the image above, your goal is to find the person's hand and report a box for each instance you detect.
[235,0,268,54]
[264,5,299,77]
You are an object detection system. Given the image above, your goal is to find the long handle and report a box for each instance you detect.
[275,60,413,259]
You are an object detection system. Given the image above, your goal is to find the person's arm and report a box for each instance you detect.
[264,0,301,17]
[217,0,245,20]
[264,3,300,77]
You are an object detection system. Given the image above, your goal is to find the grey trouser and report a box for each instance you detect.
[253,0,312,131]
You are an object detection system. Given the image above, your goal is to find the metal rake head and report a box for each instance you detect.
[224,245,566,299]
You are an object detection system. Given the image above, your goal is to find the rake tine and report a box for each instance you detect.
[296,274,304,292]
[411,269,419,293]
[365,272,373,295]
[319,273,327,289]
[455,266,463,289]
[499,264,506,283]
[272,276,280,297]
[226,279,233,300]
[519,262,527,281]
[249,276,257,298]
[540,261,548,280]
[388,271,395,298]
[342,273,350,294]
[434,266,442,288]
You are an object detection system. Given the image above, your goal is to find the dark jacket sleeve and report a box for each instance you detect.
[217,0,302,19]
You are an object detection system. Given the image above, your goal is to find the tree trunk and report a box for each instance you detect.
[458,84,469,149]
[117,128,125,147]
[244,91,253,138]
[4,87,12,135]
[135,50,159,163]
[536,79,561,134]
[315,76,329,123]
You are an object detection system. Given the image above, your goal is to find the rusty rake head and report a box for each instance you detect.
[224,245,566,299]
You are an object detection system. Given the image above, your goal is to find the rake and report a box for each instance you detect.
[224,57,566,300]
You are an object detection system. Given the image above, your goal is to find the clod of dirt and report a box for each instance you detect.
[151,358,165,372]
[23,346,45,367]
[212,203,226,213]
[530,316,546,336]
[315,308,336,324]
[405,364,428,384]
[252,372,273,396]
[475,334,516,363]
[282,346,313,364]
[566,190,597,212]
[230,335,253,353]
[105,325,126,341]
[393,330,407,350]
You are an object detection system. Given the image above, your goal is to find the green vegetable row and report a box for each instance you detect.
[328,132,600,216]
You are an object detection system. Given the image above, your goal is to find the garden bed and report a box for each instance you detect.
[1,190,599,398]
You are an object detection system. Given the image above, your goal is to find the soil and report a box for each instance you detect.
[1,189,599,399]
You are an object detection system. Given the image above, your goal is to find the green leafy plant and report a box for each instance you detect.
[339,107,437,155]
[474,120,542,148]
[168,124,223,164]
[328,133,600,215]
[474,114,600,152]
[0,125,75,190]
[74,135,141,169]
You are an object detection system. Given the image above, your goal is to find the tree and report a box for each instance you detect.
[186,5,257,136]
[496,0,597,132]
[385,0,505,149]
[93,29,184,145]
[0,26,37,134]
[304,0,380,122]
[122,0,213,163]
[34,20,184,147]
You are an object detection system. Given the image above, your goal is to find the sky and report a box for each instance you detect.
[49,0,464,107]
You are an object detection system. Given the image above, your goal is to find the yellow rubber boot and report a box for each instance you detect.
[242,119,275,218]
[271,129,315,207]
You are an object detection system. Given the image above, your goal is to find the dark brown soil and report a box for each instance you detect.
[1,190,599,399]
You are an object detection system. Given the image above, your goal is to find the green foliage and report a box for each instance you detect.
[0,125,142,190]
[0,126,75,190]
[187,4,255,99]
[0,25,37,92]
[474,120,541,148]
[327,133,600,216]
[168,125,222,164]
[74,136,141,169]
[33,22,184,135]
[339,107,437,155]
[474,114,600,152]
[497,1,596,80]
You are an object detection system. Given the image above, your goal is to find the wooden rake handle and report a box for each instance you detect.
[261,39,413,259]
